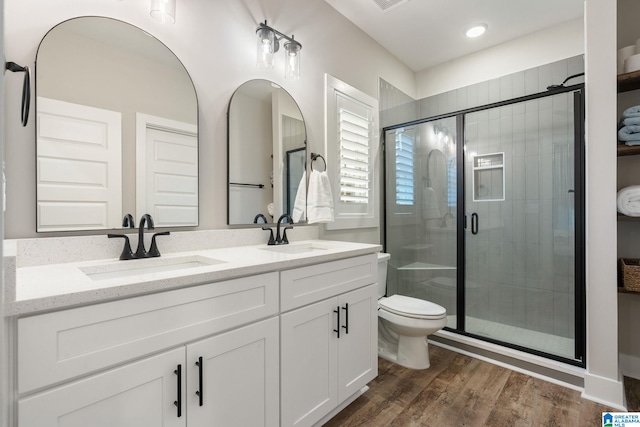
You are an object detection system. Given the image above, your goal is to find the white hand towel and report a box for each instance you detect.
[617,185,640,216]
[307,170,334,223]
[291,171,306,222]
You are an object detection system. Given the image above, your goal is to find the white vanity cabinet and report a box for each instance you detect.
[19,347,187,427]
[11,248,380,427]
[280,255,378,427]
[16,273,280,427]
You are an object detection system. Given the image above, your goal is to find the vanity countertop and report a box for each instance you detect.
[4,240,381,317]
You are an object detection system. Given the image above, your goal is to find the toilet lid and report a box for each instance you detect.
[379,295,446,320]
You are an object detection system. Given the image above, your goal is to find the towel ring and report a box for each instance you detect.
[5,61,31,127]
[310,153,326,172]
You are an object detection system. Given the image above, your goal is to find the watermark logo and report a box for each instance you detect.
[603,412,640,426]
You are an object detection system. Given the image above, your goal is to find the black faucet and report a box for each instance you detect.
[253,213,268,224]
[107,214,137,260]
[123,213,135,229]
[275,214,294,245]
[135,214,155,258]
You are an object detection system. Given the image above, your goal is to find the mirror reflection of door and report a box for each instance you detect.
[36,98,122,232]
[136,114,198,227]
[227,80,307,225]
[35,17,198,232]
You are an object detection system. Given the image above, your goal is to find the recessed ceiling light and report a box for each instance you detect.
[465,24,487,38]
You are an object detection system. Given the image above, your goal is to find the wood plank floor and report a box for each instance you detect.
[324,346,631,427]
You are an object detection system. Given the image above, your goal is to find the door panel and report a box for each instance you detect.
[463,93,578,360]
[36,97,122,231]
[281,298,339,427]
[187,317,279,427]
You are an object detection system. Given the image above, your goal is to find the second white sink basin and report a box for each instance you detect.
[80,255,225,281]
[260,242,335,254]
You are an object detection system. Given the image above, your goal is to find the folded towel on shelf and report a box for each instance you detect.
[291,171,306,222]
[623,105,640,118]
[618,125,640,142]
[619,116,640,129]
[625,141,640,146]
[307,170,334,223]
[617,185,640,216]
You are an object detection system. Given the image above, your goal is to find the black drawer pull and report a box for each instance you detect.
[173,364,182,417]
[195,357,204,406]
[342,303,349,334]
[333,306,340,338]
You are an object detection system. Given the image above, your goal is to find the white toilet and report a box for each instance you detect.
[377,253,447,369]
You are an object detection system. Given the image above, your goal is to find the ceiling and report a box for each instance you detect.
[324,0,585,72]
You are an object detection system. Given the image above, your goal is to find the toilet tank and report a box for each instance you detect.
[377,253,390,298]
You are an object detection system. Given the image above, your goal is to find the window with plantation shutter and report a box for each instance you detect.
[394,130,414,206]
[325,74,379,230]
[339,108,370,204]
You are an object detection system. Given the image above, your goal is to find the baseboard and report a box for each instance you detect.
[583,372,626,410]
[620,353,640,380]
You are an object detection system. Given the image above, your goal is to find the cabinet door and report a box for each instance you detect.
[281,298,339,427]
[186,317,279,427]
[337,284,378,402]
[18,348,186,427]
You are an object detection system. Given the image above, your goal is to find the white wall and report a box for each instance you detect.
[583,0,624,409]
[3,0,416,240]
[0,1,7,424]
[416,17,584,98]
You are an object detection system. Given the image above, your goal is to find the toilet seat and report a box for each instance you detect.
[379,295,446,320]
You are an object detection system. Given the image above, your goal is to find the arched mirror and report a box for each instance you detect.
[227,79,307,225]
[35,17,198,232]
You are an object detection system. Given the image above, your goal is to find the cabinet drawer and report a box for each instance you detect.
[280,254,376,311]
[17,272,278,394]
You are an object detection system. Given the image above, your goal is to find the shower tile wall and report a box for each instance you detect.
[380,55,583,340]
[465,94,575,339]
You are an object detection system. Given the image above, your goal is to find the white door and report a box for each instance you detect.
[136,113,198,227]
[337,284,378,402]
[18,348,186,427]
[36,97,122,231]
[187,317,279,427]
[281,298,339,427]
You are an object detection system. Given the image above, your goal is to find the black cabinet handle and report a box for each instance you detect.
[471,212,479,235]
[195,357,203,407]
[333,306,340,338]
[341,303,349,334]
[173,364,182,417]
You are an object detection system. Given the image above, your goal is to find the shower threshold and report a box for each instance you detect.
[448,315,574,360]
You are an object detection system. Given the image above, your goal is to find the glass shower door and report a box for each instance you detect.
[384,117,458,328]
[463,91,579,360]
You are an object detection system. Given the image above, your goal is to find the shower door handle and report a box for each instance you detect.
[471,213,478,235]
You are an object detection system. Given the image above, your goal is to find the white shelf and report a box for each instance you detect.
[397,262,456,271]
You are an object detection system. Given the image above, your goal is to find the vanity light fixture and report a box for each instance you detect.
[465,23,487,38]
[150,0,176,24]
[256,21,302,80]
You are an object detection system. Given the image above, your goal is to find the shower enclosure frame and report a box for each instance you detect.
[381,83,586,367]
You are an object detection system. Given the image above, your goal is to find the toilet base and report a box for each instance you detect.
[378,318,433,370]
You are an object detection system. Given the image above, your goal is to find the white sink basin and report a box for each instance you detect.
[80,255,225,281]
[260,242,335,254]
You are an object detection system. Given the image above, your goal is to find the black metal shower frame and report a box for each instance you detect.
[381,83,586,368]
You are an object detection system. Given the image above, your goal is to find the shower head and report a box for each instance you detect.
[547,72,585,91]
